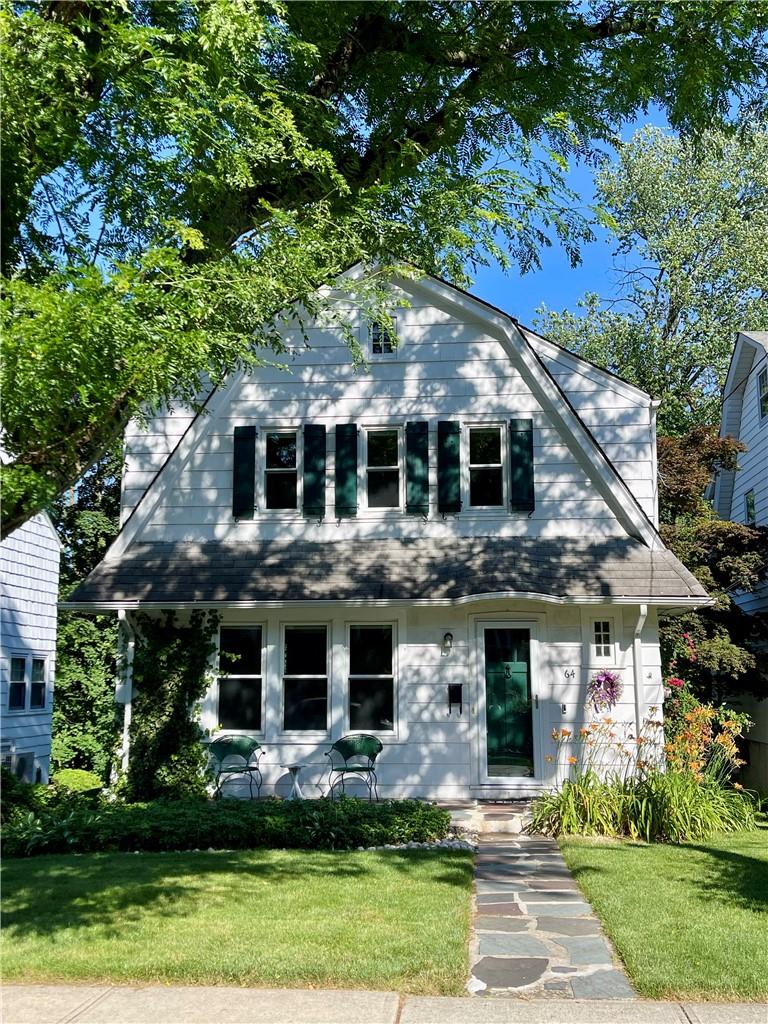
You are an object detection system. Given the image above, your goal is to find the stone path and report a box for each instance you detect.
[468,833,636,999]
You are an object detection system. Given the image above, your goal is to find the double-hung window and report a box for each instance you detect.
[265,431,298,509]
[758,368,768,421]
[218,627,263,731]
[468,426,504,507]
[366,429,400,508]
[349,625,395,732]
[283,625,328,731]
[745,489,757,526]
[7,656,46,711]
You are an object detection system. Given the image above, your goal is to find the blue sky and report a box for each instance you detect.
[471,112,669,326]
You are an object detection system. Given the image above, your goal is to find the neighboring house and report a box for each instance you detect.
[65,270,709,800]
[1,512,62,783]
[713,330,768,789]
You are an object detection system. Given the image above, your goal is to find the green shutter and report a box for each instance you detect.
[232,425,256,519]
[437,420,461,514]
[406,421,429,515]
[303,424,326,518]
[509,418,535,512]
[335,423,358,517]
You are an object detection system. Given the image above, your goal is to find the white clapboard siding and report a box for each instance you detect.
[0,514,61,782]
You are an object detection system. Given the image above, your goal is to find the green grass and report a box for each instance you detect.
[560,827,768,1001]
[2,848,472,994]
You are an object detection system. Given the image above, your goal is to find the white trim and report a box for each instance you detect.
[278,620,332,739]
[260,426,302,515]
[633,605,648,738]
[63,592,713,613]
[343,619,400,739]
[360,425,404,512]
[471,616,546,788]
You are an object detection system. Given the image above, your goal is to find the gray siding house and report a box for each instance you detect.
[1,513,62,783]
[66,271,709,799]
[713,330,768,789]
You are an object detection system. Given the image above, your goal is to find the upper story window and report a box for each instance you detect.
[265,431,298,509]
[366,428,400,508]
[370,320,396,357]
[593,620,613,661]
[283,625,328,732]
[468,426,504,507]
[7,656,46,712]
[745,489,757,526]
[758,368,768,421]
[218,627,263,731]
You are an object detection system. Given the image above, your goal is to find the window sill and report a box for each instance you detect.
[5,708,48,716]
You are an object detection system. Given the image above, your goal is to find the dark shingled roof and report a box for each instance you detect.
[65,538,709,606]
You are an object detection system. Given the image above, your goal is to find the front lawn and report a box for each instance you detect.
[2,848,472,994]
[560,827,768,1001]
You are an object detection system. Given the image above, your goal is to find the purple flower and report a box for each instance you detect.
[587,670,623,713]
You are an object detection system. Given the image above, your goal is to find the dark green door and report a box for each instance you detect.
[484,628,534,778]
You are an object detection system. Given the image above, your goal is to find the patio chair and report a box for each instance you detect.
[207,735,264,799]
[325,734,383,801]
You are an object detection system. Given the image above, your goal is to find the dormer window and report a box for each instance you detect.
[370,320,396,356]
[758,367,768,421]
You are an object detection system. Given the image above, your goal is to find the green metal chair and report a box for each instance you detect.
[325,734,383,801]
[207,735,264,799]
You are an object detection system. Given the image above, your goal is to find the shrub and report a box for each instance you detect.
[52,768,103,793]
[2,797,451,858]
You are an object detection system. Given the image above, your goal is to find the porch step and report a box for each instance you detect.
[442,801,534,836]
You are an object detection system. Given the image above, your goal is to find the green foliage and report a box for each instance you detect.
[2,796,451,858]
[538,125,768,435]
[51,768,103,794]
[124,610,220,802]
[3,2,768,533]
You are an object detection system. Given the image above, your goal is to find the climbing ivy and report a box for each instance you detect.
[125,610,220,802]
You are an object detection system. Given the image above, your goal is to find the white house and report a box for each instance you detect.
[1,513,62,783]
[713,330,768,789]
[65,271,709,800]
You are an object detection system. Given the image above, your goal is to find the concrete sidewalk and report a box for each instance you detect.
[3,984,765,1024]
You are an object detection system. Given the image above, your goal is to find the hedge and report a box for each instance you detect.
[2,796,452,857]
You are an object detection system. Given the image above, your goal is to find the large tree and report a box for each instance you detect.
[538,124,768,435]
[3,1,768,536]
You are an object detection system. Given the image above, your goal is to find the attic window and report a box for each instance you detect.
[593,620,613,660]
[370,320,396,356]
[758,368,768,421]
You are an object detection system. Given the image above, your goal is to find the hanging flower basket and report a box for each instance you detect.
[586,669,623,713]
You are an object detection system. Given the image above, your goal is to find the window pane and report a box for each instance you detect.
[266,472,297,509]
[350,677,394,731]
[218,677,262,730]
[30,683,46,709]
[284,626,327,675]
[31,659,46,683]
[368,469,399,507]
[368,431,398,466]
[745,490,756,525]
[10,658,25,682]
[470,428,501,465]
[350,626,393,675]
[284,677,327,730]
[266,432,296,468]
[759,371,768,419]
[372,323,394,353]
[470,467,503,506]
[9,682,25,710]
[219,627,262,675]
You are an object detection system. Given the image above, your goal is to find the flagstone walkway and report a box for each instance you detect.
[468,833,636,999]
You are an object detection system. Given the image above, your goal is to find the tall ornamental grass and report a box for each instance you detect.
[530,689,757,843]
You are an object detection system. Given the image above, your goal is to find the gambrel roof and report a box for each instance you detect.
[65,268,710,611]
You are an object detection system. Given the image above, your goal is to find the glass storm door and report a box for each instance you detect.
[484,628,535,778]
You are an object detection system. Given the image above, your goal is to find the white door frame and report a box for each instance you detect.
[470,616,546,788]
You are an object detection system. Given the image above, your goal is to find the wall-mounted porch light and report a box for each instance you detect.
[442,632,454,655]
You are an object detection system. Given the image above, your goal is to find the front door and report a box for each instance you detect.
[483,627,535,778]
